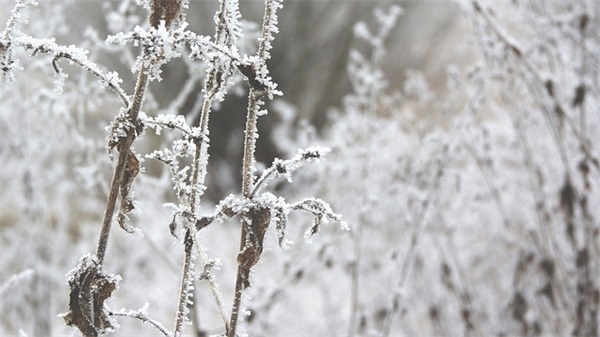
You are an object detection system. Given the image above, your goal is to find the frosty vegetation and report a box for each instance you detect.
[0,0,599,337]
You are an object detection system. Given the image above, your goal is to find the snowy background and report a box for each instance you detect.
[1,1,599,336]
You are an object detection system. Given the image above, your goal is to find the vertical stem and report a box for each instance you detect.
[173,97,213,336]
[228,0,282,333]
[241,91,258,199]
[173,0,230,332]
[96,67,149,265]
[228,89,258,337]
[173,230,194,336]
[228,263,249,337]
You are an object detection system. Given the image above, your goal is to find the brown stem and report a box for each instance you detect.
[96,67,149,265]
[241,90,258,199]
[228,265,249,337]
[227,88,259,337]
[173,230,194,336]
[227,0,282,332]
[172,0,230,331]
[173,133,208,336]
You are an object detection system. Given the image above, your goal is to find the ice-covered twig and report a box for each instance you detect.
[109,303,171,337]
[291,198,348,238]
[250,147,330,198]
[143,113,205,141]
[0,0,37,82]
[172,0,244,334]
[13,36,130,107]
[0,0,37,41]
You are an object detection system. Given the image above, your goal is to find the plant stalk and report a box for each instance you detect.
[228,87,259,337]
[96,67,149,265]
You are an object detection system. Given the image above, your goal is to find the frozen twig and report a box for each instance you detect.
[14,36,131,106]
[172,0,241,334]
[109,304,172,337]
[228,1,282,335]
[250,147,330,198]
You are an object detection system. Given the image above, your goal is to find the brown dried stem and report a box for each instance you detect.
[96,66,148,264]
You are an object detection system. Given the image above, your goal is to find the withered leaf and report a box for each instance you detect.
[63,256,118,336]
[237,207,271,288]
[118,150,140,233]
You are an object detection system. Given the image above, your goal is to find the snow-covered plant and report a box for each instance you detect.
[269,2,598,336]
[1,0,345,336]
[2,0,598,336]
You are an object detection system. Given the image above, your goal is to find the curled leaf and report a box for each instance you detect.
[62,255,120,336]
[237,207,271,289]
[118,150,140,233]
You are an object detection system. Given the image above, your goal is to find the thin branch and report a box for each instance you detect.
[173,230,195,336]
[18,37,131,107]
[249,147,329,198]
[228,86,259,337]
[173,0,235,333]
[229,0,282,334]
[109,309,172,337]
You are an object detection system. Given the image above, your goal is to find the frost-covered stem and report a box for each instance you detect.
[256,0,281,60]
[228,88,259,337]
[172,99,212,336]
[109,310,171,336]
[228,0,281,334]
[173,0,231,327]
[228,263,248,337]
[173,230,194,337]
[206,264,230,329]
[249,168,275,198]
[1,0,33,41]
[242,91,259,199]
[16,40,131,107]
[96,66,148,264]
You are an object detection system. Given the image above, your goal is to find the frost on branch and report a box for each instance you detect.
[144,114,204,214]
[292,198,349,238]
[1,30,130,104]
[197,187,345,255]
[251,146,330,196]
[0,0,38,83]
[105,108,143,233]
[61,255,121,337]
[107,22,188,81]
[216,0,243,46]
[109,303,170,336]
[256,0,282,61]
